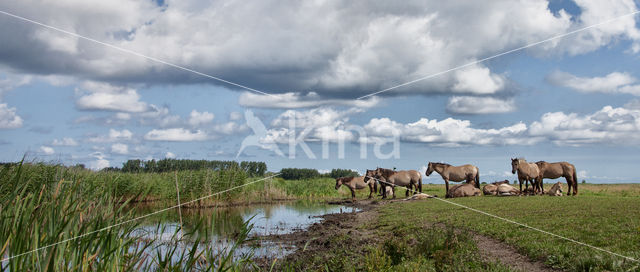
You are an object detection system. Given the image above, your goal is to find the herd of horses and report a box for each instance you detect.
[334,158,579,200]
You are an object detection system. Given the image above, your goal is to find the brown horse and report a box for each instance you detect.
[335,176,377,200]
[511,158,540,193]
[425,162,480,198]
[482,180,510,195]
[535,161,578,195]
[546,182,563,196]
[446,183,481,198]
[366,168,421,199]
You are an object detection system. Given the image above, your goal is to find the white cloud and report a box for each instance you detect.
[144,128,208,141]
[548,71,640,95]
[165,151,176,159]
[529,105,640,145]
[111,143,129,155]
[87,129,133,143]
[2,0,636,99]
[452,65,506,94]
[89,152,110,170]
[239,92,381,109]
[40,145,54,155]
[229,111,243,121]
[75,81,149,112]
[0,103,23,129]
[52,137,78,146]
[446,96,516,114]
[188,110,214,126]
[362,117,531,146]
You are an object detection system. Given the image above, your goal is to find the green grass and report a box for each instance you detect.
[376,186,640,271]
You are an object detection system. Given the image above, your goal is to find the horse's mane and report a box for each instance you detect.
[431,162,451,167]
[337,176,355,182]
[377,167,396,177]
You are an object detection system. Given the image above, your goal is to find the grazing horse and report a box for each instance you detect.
[372,168,422,199]
[335,176,377,200]
[511,158,540,194]
[446,183,481,198]
[535,161,578,196]
[425,162,480,198]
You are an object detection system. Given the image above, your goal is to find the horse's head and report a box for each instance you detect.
[335,178,343,190]
[511,158,519,174]
[425,162,434,176]
[364,169,375,184]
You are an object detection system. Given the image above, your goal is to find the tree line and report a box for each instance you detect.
[280,168,359,180]
[111,159,267,177]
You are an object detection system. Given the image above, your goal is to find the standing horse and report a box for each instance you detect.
[535,161,578,196]
[335,176,377,200]
[366,168,421,199]
[511,158,540,194]
[425,162,479,198]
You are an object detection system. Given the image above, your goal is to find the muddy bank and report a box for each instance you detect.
[253,198,557,271]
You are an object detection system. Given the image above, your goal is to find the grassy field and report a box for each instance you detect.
[280,183,640,271]
[369,183,640,271]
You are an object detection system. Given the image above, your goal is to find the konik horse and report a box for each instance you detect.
[535,161,578,195]
[425,162,479,198]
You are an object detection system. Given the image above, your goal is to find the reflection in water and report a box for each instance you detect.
[131,201,359,259]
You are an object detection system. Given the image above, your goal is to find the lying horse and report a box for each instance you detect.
[425,162,479,198]
[446,183,481,198]
[511,158,540,194]
[482,180,510,195]
[370,168,422,199]
[497,184,519,196]
[546,182,563,196]
[536,161,578,195]
[335,176,376,200]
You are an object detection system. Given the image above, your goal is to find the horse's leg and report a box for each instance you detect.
[350,186,356,201]
[444,179,450,198]
[539,178,544,194]
[368,183,373,199]
[565,176,572,196]
[519,178,523,194]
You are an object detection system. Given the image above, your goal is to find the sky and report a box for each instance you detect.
[1,0,640,183]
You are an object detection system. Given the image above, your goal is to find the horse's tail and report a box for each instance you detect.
[374,180,378,194]
[475,168,480,188]
[572,166,578,195]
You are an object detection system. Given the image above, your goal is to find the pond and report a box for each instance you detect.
[131,201,359,261]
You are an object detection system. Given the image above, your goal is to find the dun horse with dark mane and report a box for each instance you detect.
[536,161,578,195]
[511,158,540,194]
[365,168,421,199]
[425,162,479,197]
[335,176,377,201]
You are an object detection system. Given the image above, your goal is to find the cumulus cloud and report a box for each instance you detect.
[87,129,133,143]
[529,104,640,145]
[0,0,637,101]
[452,65,506,94]
[0,103,23,129]
[40,145,54,155]
[75,81,149,112]
[165,151,176,158]
[111,143,129,155]
[144,128,208,141]
[188,110,214,126]
[362,117,531,147]
[89,152,110,170]
[547,71,640,95]
[239,92,381,109]
[446,96,516,114]
[52,137,78,146]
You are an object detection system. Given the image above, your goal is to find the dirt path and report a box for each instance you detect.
[472,232,557,272]
[255,199,557,271]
